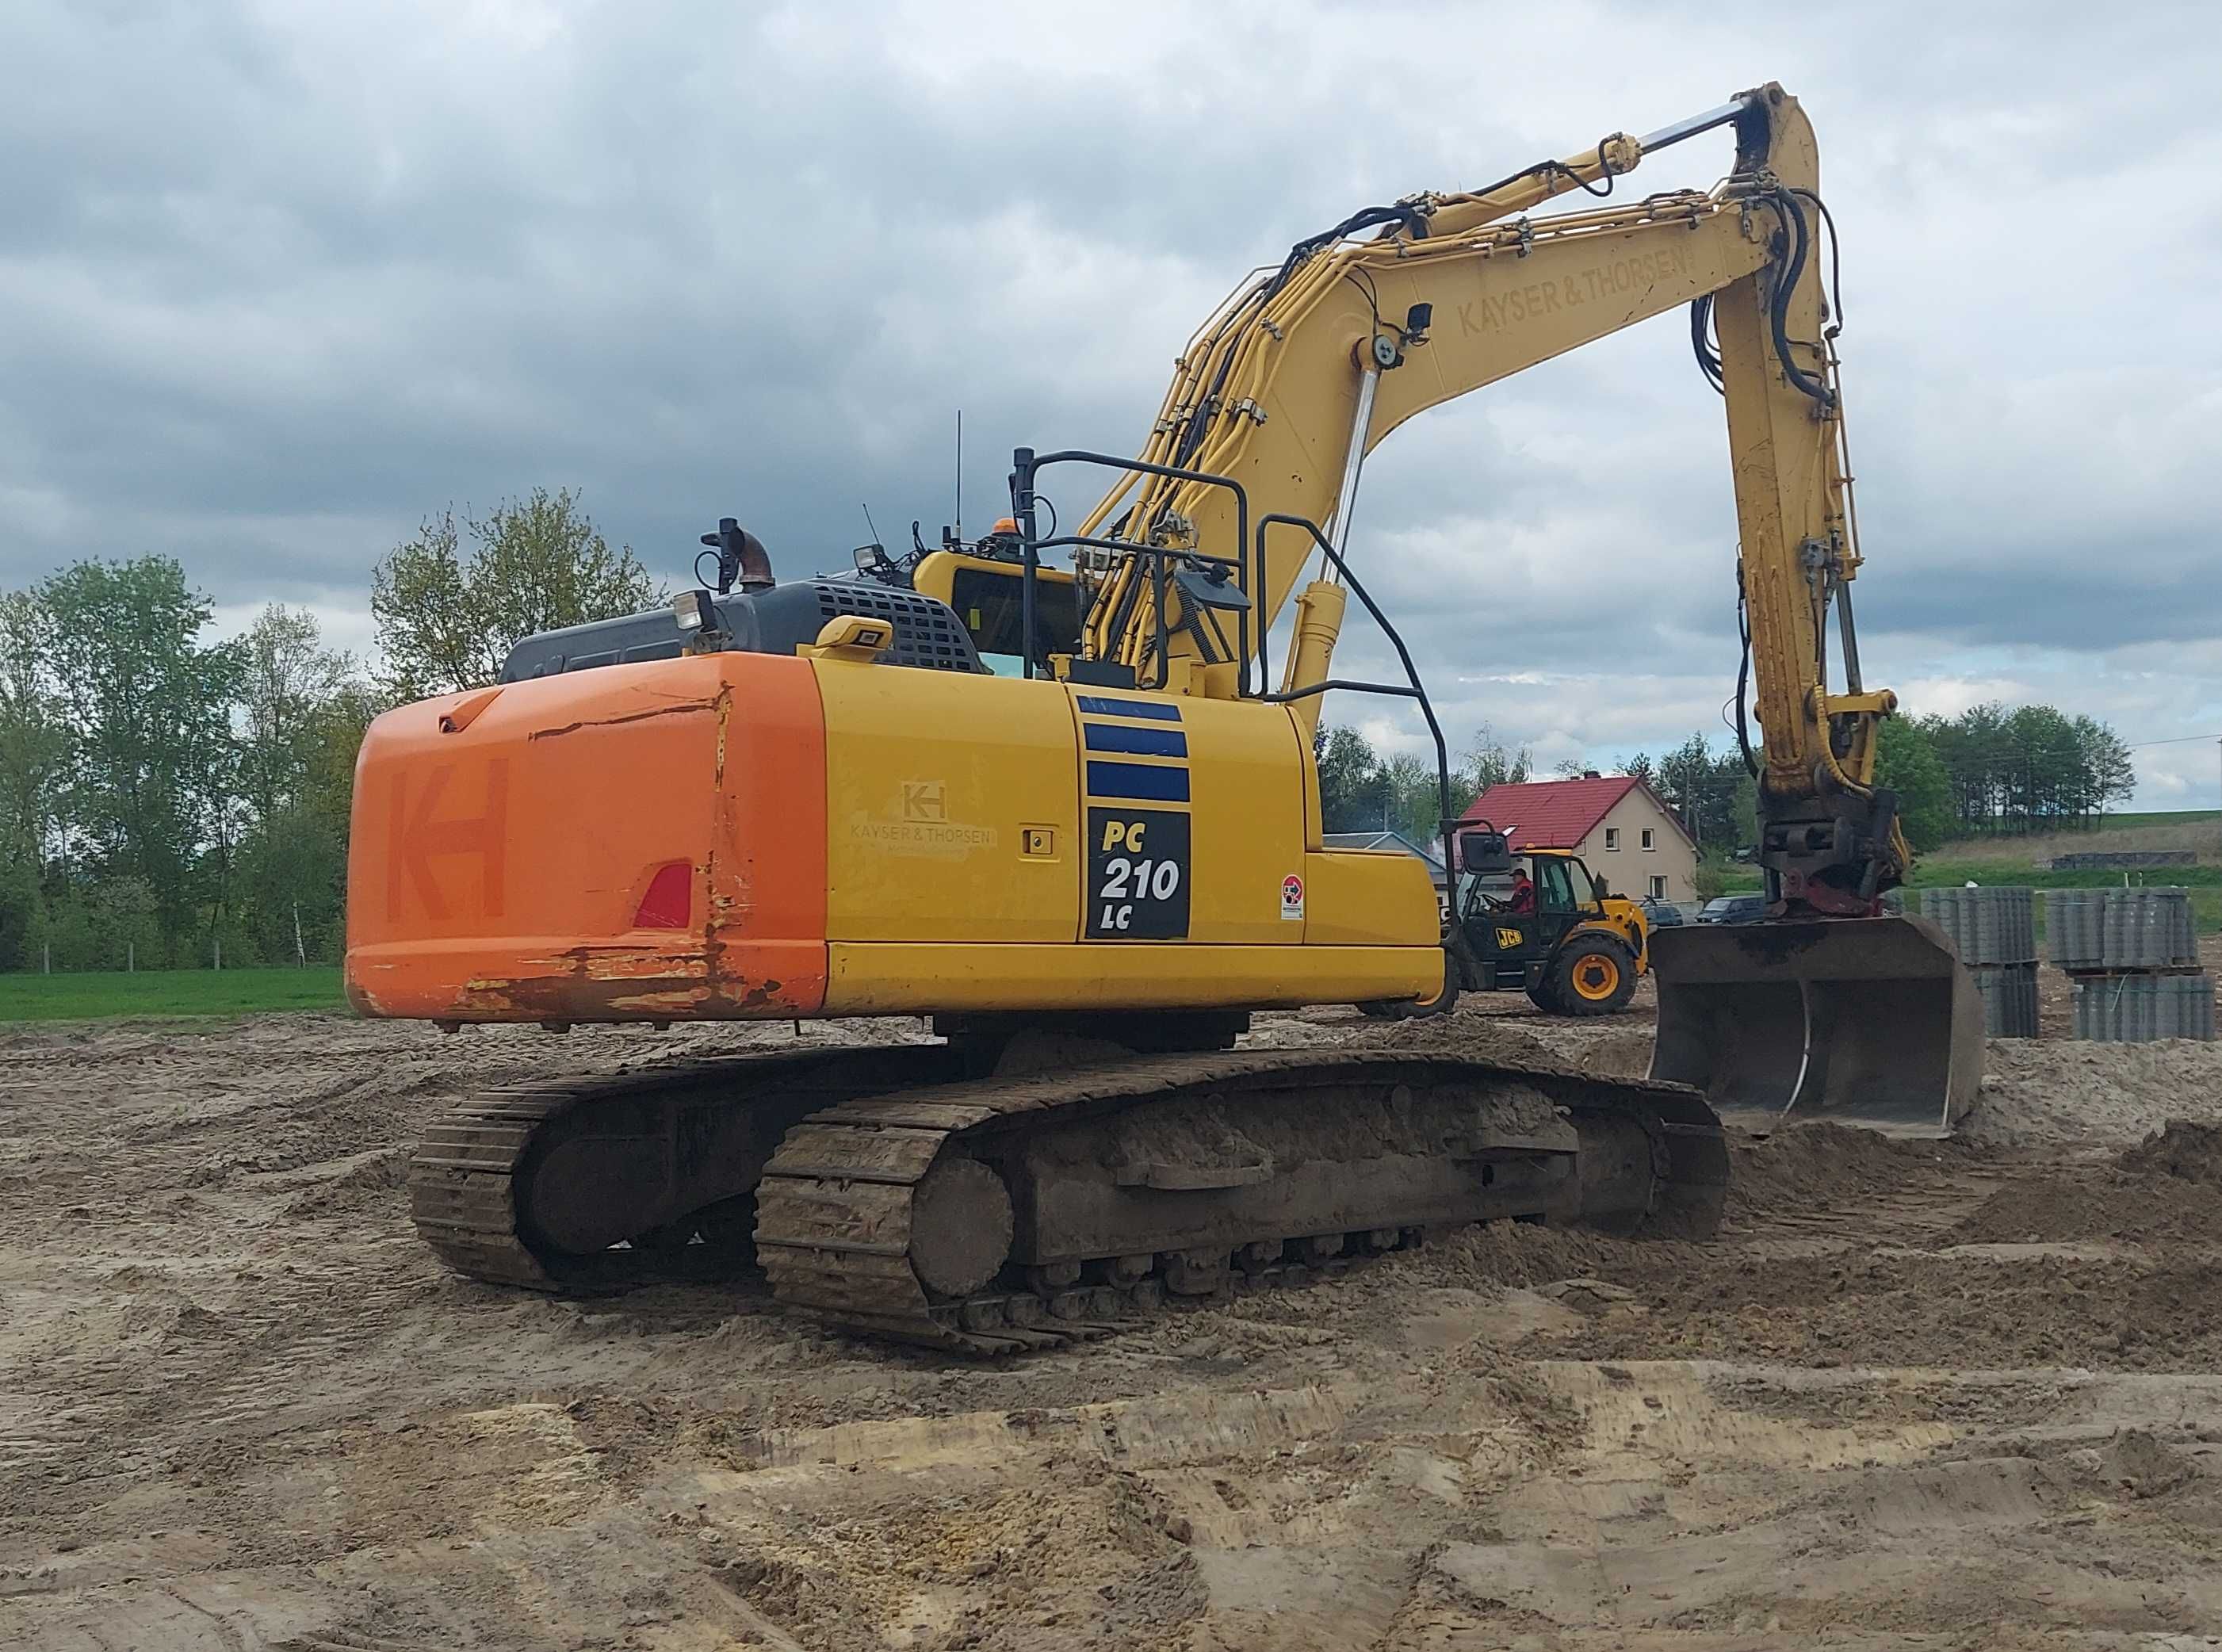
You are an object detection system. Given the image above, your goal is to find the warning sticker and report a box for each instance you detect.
[1280,874,1305,922]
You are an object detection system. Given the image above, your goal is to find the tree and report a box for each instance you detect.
[1914,701,2133,836]
[2075,715,2135,823]
[231,610,375,963]
[372,489,663,696]
[1874,716,1955,852]
[237,606,358,824]
[1465,724,1532,793]
[1379,751,1442,844]
[1314,725,1383,832]
[1655,734,1712,847]
[0,591,66,917]
[37,558,243,937]
[1643,732,1758,852]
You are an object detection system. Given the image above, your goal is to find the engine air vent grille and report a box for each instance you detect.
[815,583,980,673]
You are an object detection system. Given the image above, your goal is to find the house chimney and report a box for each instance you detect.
[1582,769,1601,780]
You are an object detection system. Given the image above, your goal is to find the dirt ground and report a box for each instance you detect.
[6,981,2222,1650]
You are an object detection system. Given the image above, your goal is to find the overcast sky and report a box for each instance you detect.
[6,1,2220,804]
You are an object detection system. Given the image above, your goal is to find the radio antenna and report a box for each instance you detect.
[860,502,884,549]
[954,409,963,540]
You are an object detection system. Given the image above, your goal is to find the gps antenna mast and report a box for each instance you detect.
[954,410,963,541]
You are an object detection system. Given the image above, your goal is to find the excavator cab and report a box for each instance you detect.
[909,548,1083,677]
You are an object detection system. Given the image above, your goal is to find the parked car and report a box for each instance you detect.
[1639,897,1687,929]
[1695,894,1768,924]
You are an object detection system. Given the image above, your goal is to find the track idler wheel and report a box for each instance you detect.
[908,1157,1013,1298]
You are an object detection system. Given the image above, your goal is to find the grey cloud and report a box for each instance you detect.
[2,0,2219,802]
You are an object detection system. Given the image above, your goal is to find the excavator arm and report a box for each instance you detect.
[1053,83,1976,1127]
[1069,83,1903,916]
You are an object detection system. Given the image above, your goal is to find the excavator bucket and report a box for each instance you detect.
[1648,914,1983,1134]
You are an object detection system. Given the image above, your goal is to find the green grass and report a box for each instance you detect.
[1715,857,2222,934]
[2092,810,2221,832]
[0,967,346,1023]
[1912,860,2222,939]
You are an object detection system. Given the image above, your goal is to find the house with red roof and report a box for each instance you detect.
[1460,771,1699,904]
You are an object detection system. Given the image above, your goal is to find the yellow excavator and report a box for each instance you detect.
[348,84,1977,1354]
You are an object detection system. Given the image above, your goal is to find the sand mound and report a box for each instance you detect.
[1725,1122,1962,1226]
[2117,1119,2222,1184]
[1964,1038,2222,1149]
[1949,1119,2222,1248]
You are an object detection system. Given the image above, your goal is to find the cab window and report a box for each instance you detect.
[949,566,1080,676]
[1534,858,1577,912]
[1561,858,1598,906]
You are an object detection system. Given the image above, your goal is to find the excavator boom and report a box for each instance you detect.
[1052,83,1978,1127]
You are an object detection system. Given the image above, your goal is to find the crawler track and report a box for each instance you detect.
[757,1050,1727,1356]
[410,1088,582,1289]
[410,1044,1724,1356]
[409,1086,767,1291]
[408,1046,964,1293]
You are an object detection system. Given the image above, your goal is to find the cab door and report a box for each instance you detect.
[1532,855,1583,950]
[1457,863,1538,988]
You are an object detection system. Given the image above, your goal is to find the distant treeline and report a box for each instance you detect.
[0,492,2139,971]
[1314,703,2136,859]
[1914,704,2136,838]
[1314,724,1761,854]
[0,491,656,973]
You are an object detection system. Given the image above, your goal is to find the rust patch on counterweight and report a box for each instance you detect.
[455,942,787,1022]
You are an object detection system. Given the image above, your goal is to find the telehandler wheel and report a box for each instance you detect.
[1524,978,1563,1014]
[1551,935,1639,1016]
[1359,949,1459,1022]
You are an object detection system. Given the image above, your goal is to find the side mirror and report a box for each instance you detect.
[1458,829,1512,874]
[1593,876,1611,898]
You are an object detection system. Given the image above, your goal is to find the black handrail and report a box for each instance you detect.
[1009,449,1259,692]
[1255,514,1457,881]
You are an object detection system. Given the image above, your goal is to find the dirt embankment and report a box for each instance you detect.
[4,1003,2222,1648]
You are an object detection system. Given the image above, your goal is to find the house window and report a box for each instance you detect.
[1604,828,1620,851]
[1649,875,1667,898]
[1641,828,1655,851]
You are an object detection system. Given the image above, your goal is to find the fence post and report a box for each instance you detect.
[43,943,50,976]
[128,941,134,973]
[214,936,222,972]
[293,903,306,967]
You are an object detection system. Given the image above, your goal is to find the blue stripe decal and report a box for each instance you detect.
[1084,724,1188,758]
[1086,760,1191,802]
[1076,694,1181,722]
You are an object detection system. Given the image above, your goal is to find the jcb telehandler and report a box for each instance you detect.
[1366,829,1648,1019]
